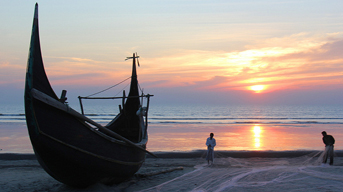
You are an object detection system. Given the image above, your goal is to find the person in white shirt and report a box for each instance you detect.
[206,133,216,165]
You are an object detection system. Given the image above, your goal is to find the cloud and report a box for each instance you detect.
[37,56,135,86]
[2,32,343,105]
[136,33,343,105]
[0,61,26,85]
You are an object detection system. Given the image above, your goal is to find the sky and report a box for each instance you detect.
[1,0,343,107]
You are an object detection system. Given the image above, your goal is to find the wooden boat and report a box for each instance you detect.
[25,3,154,188]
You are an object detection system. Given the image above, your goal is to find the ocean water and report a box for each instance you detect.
[149,104,343,124]
[2,103,342,124]
[1,103,343,153]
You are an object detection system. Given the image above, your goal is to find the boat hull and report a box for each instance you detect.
[25,95,147,187]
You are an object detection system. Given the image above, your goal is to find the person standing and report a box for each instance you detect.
[322,131,335,165]
[206,133,216,165]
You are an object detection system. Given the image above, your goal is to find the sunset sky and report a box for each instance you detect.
[1,0,343,106]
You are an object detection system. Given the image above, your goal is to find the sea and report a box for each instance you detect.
[1,103,343,191]
[1,103,343,153]
[3,103,342,124]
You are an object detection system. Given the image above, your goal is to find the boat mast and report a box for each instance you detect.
[126,53,140,98]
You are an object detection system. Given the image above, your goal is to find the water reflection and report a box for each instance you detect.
[252,125,262,149]
[146,124,343,152]
[2,122,343,153]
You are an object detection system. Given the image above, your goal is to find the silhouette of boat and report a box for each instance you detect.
[25,3,154,187]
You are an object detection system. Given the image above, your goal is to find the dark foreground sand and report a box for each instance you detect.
[1,151,343,192]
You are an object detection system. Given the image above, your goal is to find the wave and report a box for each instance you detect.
[1,113,343,124]
[148,117,343,124]
[84,114,116,116]
[150,117,343,120]
[148,121,343,125]
[0,114,25,116]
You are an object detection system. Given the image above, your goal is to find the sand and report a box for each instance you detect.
[0,154,198,192]
[1,151,343,192]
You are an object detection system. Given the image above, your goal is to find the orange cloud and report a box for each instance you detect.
[138,33,343,94]
[6,33,341,97]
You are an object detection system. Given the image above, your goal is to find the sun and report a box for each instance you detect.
[249,85,266,93]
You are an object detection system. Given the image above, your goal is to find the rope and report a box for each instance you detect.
[114,82,130,97]
[138,82,144,93]
[86,76,131,97]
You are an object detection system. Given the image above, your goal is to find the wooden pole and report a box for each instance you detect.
[78,96,84,115]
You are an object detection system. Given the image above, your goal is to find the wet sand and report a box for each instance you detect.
[1,151,343,191]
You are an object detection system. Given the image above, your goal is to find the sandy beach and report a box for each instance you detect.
[1,151,343,192]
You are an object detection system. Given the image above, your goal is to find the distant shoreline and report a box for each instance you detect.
[2,150,343,160]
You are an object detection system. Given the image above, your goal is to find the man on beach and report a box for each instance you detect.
[206,133,216,165]
[322,131,335,165]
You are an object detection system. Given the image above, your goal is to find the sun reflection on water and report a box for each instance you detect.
[252,125,262,149]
